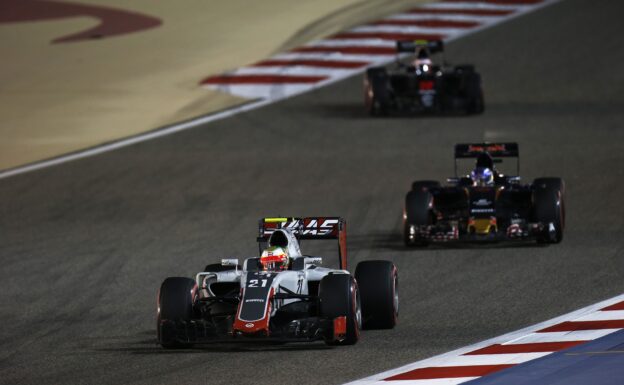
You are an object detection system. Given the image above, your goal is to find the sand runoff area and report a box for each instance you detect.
[0,0,425,171]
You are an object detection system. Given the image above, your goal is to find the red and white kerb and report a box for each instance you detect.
[200,0,559,100]
[344,293,624,385]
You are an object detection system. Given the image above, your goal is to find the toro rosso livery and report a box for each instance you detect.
[157,217,398,347]
[403,143,565,246]
[364,40,484,115]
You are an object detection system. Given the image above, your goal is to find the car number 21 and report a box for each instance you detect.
[248,279,268,288]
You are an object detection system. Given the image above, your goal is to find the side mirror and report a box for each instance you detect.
[447,177,460,184]
[305,257,323,266]
[221,258,239,267]
[507,176,521,184]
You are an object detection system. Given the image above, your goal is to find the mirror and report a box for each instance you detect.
[221,258,239,267]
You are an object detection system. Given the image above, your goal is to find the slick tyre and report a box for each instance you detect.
[320,274,361,345]
[355,261,398,329]
[157,277,197,348]
[464,73,484,114]
[365,67,389,116]
[533,177,566,228]
[404,189,433,246]
[411,180,441,192]
[533,188,564,244]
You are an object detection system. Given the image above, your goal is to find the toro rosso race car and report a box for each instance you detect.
[364,40,484,115]
[157,217,398,348]
[403,143,565,246]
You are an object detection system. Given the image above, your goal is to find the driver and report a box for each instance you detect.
[260,246,291,271]
[413,47,433,74]
[470,167,494,187]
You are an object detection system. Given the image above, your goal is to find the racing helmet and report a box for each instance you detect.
[260,246,290,271]
[414,47,433,74]
[470,167,494,187]
[414,58,433,74]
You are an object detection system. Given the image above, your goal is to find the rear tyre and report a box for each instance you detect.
[157,277,197,348]
[464,72,484,114]
[533,177,566,228]
[533,188,564,244]
[355,261,398,329]
[455,64,475,73]
[411,180,441,192]
[320,274,361,345]
[404,189,433,246]
[365,67,389,116]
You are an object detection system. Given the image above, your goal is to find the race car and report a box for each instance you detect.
[364,40,484,115]
[403,143,565,246]
[157,217,398,348]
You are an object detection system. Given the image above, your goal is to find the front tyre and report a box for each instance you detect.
[355,261,398,329]
[320,274,361,345]
[533,188,564,244]
[157,277,197,348]
[404,189,433,246]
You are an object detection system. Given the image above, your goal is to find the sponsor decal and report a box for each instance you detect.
[245,299,265,303]
[419,80,435,91]
[468,144,507,153]
[473,198,492,206]
[471,208,495,213]
[245,323,254,328]
[263,218,339,236]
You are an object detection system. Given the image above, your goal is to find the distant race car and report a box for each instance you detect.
[364,40,484,115]
[403,143,565,246]
[157,217,398,347]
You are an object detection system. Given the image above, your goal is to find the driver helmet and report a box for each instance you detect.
[260,246,290,271]
[414,48,433,74]
[470,167,494,187]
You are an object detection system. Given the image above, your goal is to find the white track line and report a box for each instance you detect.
[271,52,391,63]
[229,66,354,76]
[348,25,468,36]
[0,0,561,180]
[575,310,624,321]
[383,378,479,385]
[421,352,551,366]
[386,13,504,22]
[301,39,396,47]
[421,2,528,11]
[507,329,617,344]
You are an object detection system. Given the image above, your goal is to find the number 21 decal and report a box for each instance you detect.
[248,279,268,288]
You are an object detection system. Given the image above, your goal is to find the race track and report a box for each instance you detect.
[1,1,624,384]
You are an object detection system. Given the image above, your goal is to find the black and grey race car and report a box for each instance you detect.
[403,143,565,246]
[364,40,484,115]
[157,217,398,348]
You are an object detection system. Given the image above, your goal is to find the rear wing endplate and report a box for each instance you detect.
[258,217,348,270]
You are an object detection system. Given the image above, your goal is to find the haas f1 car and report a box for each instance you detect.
[403,143,565,246]
[364,40,484,115]
[157,217,398,347]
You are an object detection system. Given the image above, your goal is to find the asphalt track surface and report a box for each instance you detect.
[1,1,624,384]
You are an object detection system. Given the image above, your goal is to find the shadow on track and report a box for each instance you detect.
[349,231,550,252]
[298,101,478,120]
[93,331,332,355]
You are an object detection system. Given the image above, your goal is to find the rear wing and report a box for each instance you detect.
[258,217,348,270]
[396,39,444,54]
[454,143,519,158]
[453,143,520,176]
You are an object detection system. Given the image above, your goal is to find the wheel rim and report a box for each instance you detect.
[353,283,362,331]
[393,272,399,318]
